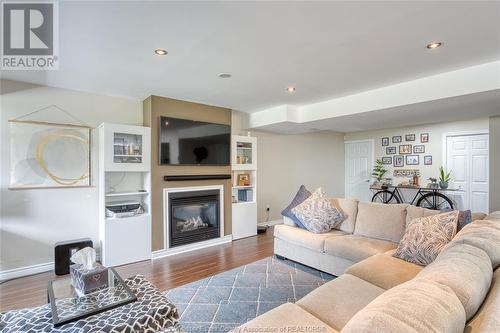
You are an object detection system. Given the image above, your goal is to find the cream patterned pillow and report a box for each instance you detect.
[291,188,345,233]
[393,211,459,266]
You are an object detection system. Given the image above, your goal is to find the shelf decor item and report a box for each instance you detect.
[9,105,91,189]
[372,159,388,184]
[238,173,251,186]
[439,166,451,189]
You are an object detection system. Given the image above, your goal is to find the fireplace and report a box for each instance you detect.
[167,189,221,247]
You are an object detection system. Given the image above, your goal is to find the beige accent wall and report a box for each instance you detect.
[490,116,500,212]
[232,111,345,222]
[143,96,232,251]
[344,118,490,184]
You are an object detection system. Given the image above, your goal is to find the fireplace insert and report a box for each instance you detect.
[168,190,220,247]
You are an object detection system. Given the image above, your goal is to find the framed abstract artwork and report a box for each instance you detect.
[406,155,419,165]
[9,120,91,189]
[394,155,404,167]
[399,144,412,154]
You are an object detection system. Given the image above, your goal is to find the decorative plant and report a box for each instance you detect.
[372,159,388,183]
[439,166,451,183]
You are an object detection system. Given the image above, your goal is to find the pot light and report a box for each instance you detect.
[287,86,296,93]
[154,48,168,56]
[426,42,442,49]
[218,73,232,78]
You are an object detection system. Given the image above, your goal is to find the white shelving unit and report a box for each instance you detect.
[98,123,152,267]
[231,135,257,240]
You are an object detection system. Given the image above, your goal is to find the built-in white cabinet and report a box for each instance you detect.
[98,123,152,267]
[232,135,258,240]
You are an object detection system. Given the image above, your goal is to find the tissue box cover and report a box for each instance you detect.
[70,263,108,295]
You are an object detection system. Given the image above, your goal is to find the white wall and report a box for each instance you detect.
[0,80,141,273]
[232,111,345,222]
[490,116,500,212]
[344,118,490,185]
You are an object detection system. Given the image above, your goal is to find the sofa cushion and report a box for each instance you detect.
[465,267,500,333]
[417,242,493,321]
[354,202,408,243]
[274,224,345,253]
[449,219,500,269]
[406,205,439,225]
[330,198,358,234]
[281,185,311,229]
[393,211,459,266]
[324,235,397,263]
[296,274,385,331]
[342,278,466,333]
[472,212,487,221]
[292,188,345,233]
[346,253,423,290]
[485,211,500,222]
[233,302,339,333]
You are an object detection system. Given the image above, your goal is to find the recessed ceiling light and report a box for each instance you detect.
[218,73,232,78]
[154,48,168,56]
[426,42,442,49]
[287,86,296,93]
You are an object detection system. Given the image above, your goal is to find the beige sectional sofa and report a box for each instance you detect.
[235,200,500,333]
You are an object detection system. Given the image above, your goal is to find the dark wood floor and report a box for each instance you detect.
[0,227,274,312]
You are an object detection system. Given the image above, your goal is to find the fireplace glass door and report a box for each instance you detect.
[169,190,220,247]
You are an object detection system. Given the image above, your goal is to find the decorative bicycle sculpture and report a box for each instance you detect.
[370,184,456,210]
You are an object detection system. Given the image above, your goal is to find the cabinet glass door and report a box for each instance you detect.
[113,133,143,164]
[236,141,253,165]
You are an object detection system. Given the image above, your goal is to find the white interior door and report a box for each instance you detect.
[345,140,373,202]
[446,134,489,213]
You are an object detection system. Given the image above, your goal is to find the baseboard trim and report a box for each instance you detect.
[258,219,283,227]
[152,235,233,260]
[0,262,54,281]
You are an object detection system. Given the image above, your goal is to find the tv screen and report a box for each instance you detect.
[159,116,231,165]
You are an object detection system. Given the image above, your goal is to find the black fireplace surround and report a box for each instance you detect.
[168,189,220,247]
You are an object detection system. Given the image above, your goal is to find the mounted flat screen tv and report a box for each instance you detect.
[159,116,231,165]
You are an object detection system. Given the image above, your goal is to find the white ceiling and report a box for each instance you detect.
[2,1,500,113]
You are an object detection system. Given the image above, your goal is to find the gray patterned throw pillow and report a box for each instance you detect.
[393,211,459,266]
[291,188,345,233]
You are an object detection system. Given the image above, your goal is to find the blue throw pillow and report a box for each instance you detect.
[281,185,311,229]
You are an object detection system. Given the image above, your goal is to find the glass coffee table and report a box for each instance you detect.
[48,267,136,327]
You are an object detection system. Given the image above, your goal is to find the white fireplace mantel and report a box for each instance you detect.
[152,185,230,260]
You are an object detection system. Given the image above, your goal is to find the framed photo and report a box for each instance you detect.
[421,133,429,143]
[424,155,432,165]
[381,157,392,165]
[392,136,402,143]
[394,155,404,167]
[413,145,425,154]
[399,144,412,154]
[381,137,389,146]
[405,134,415,141]
[386,147,396,155]
[406,155,419,165]
[237,173,251,186]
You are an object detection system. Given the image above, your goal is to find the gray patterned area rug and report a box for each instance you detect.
[164,256,335,333]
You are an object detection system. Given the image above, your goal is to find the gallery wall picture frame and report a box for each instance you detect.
[424,155,433,165]
[421,133,429,143]
[399,144,412,154]
[382,137,389,146]
[386,147,396,155]
[381,157,392,165]
[405,134,416,141]
[392,136,402,143]
[413,145,425,154]
[394,155,404,167]
[406,155,419,165]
